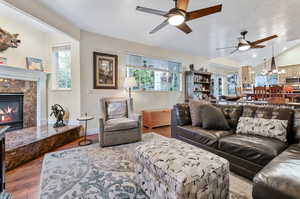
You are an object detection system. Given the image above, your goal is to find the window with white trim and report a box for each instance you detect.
[52,45,72,89]
[126,55,182,91]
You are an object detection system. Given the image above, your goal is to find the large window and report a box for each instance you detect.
[255,74,278,86]
[126,55,182,91]
[52,45,72,90]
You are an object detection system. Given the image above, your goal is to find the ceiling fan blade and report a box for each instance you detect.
[176,23,192,34]
[216,46,237,50]
[136,6,168,17]
[230,49,238,54]
[149,20,169,34]
[176,0,189,11]
[251,45,266,49]
[187,4,222,21]
[250,35,278,46]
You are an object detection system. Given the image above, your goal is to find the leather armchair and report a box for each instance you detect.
[99,97,141,147]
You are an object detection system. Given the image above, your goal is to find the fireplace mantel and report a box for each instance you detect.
[0,65,49,126]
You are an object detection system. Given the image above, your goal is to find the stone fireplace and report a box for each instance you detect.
[0,65,48,128]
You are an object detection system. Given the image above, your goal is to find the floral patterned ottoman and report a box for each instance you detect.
[134,139,230,199]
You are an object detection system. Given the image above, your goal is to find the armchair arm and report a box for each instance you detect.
[129,113,141,121]
[99,118,105,147]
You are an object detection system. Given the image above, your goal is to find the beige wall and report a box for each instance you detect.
[80,30,210,130]
[0,10,81,123]
[0,14,47,68]
[45,33,81,123]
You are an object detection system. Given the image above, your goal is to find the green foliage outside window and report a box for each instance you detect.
[127,55,182,92]
[54,48,72,89]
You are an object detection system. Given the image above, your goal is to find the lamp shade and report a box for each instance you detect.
[124,77,137,88]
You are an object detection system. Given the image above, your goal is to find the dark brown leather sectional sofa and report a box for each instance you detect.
[171,103,300,199]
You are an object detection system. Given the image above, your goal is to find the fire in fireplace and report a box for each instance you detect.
[0,94,23,131]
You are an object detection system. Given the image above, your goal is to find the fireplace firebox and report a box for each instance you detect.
[0,94,24,131]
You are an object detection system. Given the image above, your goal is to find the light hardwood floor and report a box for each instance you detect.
[5,126,171,199]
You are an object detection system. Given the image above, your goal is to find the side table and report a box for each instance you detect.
[77,113,94,146]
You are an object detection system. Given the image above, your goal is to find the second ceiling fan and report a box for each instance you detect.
[217,31,278,54]
[136,0,222,34]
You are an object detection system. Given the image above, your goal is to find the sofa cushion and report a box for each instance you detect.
[242,105,258,117]
[293,109,300,143]
[253,144,300,199]
[173,104,191,126]
[236,117,288,142]
[177,125,233,148]
[189,100,210,126]
[201,104,231,130]
[215,104,243,130]
[219,135,287,166]
[104,118,137,132]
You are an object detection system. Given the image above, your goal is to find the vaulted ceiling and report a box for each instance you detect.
[37,0,300,66]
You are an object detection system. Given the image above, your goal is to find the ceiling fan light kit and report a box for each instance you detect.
[168,9,186,26]
[136,0,222,34]
[238,44,251,51]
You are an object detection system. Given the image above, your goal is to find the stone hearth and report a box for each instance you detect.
[5,125,82,171]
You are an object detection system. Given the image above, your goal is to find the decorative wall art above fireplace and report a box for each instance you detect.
[0,27,21,52]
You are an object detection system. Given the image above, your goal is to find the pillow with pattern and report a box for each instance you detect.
[236,117,288,142]
[173,104,191,126]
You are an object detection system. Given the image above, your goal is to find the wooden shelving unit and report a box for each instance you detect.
[184,71,212,102]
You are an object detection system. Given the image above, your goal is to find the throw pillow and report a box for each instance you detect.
[105,100,128,120]
[201,104,231,130]
[236,117,288,142]
[215,104,243,130]
[189,100,210,126]
[173,104,191,126]
[271,107,294,143]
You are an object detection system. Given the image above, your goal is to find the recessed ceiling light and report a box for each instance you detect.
[252,54,257,58]
[283,47,287,51]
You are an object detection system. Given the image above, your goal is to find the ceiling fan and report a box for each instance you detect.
[217,31,278,54]
[136,0,222,34]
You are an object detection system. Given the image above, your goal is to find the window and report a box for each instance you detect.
[227,73,238,95]
[255,74,278,86]
[126,55,182,91]
[52,45,72,89]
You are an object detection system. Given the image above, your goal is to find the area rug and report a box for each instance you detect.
[39,133,252,199]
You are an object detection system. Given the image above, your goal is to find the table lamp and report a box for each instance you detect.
[124,77,137,112]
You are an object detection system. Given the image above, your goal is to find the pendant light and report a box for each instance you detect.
[267,45,286,75]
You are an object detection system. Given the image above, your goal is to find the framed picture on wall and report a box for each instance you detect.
[93,52,118,89]
[26,57,44,71]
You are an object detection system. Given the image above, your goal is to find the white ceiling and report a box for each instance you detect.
[31,0,300,65]
[0,2,55,33]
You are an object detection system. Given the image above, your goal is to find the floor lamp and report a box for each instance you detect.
[124,77,137,112]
